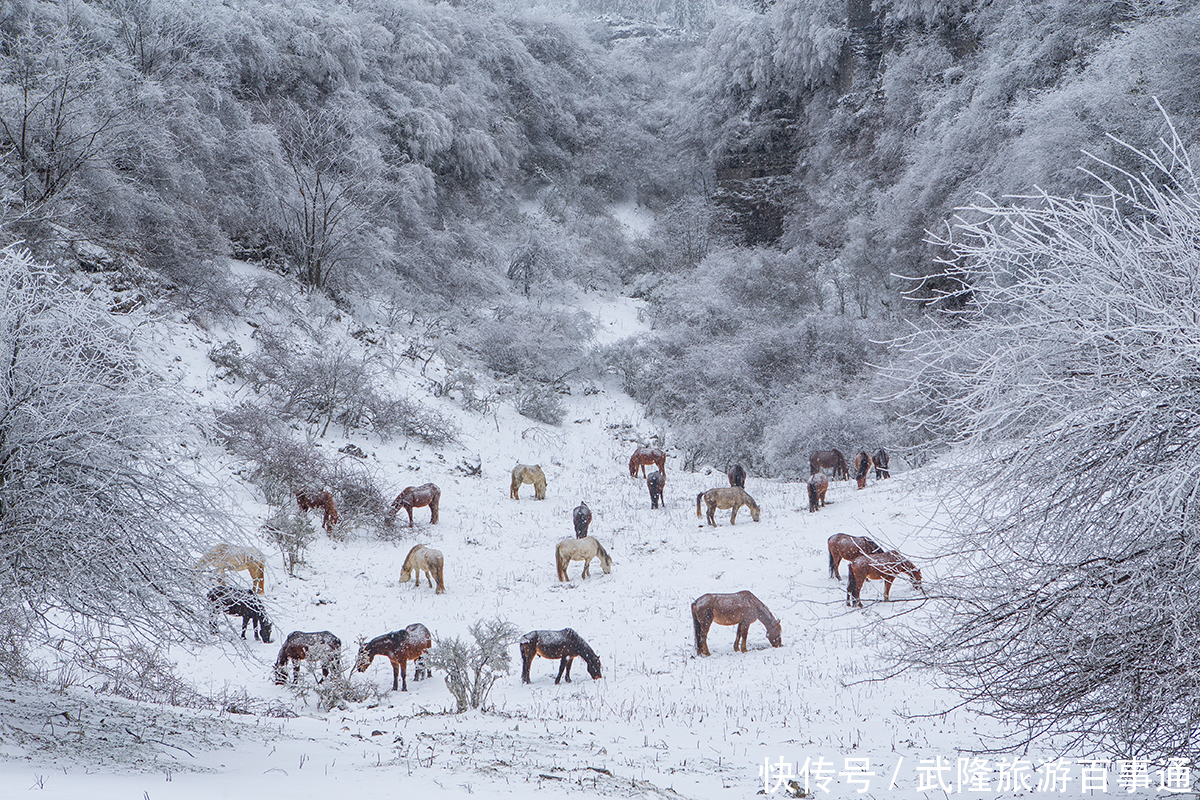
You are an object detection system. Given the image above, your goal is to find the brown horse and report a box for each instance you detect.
[691,591,782,656]
[296,488,339,532]
[197,543,267,594]
[807,471,829,513]
[401,544,445,593]
[628,446,666,478]
[355,623,432,692]
[827,533,884,580]
[520,628,602,684]
[647,470,665,509]
[273,630,342,685]
[846,552,924,607]
[510,464,547,500]
[853,451,872,489]
[727,463,747,488]
[696,487,761,526]
[809,450,849,481]
[390,483,440,527]
[873,448,890,479]
[573,502,592,538]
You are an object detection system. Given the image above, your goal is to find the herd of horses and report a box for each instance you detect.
[202,441,917,694]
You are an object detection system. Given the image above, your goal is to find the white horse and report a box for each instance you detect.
[400,544,445,594]
[555,536,612,581]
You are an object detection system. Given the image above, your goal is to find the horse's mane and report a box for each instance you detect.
[745,592,778,626]
[402,544,423,570]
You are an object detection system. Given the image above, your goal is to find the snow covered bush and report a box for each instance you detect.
[429,619,520,713]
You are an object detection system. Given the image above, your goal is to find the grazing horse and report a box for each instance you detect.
[390,483,440,527]
[809,449,849,481]
[628,446,666,478]
[197,543,267,594]
[520,629,602,684]
[807,471,829,513]
[273,631,342,685]
[854,451,872,490]
[827,533,884,580]
[647,470,665,509]
[573,502,592,538]
[727,463,747,488]
[873,448,890,479]
[355,623,432,692]
[207,586,273,643]
[400,544,445,594]
[296,488,339,532]
[846,552,924,607]
[556,536,612,581]
[696,487,761,526]
[691,591,782,656]
[510,464,547,500]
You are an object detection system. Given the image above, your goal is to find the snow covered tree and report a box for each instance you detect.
[895,119,1200,759]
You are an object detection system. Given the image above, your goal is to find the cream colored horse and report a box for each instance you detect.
[555,536,612,581]
[696,487,761,527]
[400,544,445,594]
[198,543,267,594]
[510,464,547,500]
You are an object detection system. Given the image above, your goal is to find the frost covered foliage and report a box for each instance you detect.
[429,618,519,713]
[895,128,1200,758]
[0,249,217,667]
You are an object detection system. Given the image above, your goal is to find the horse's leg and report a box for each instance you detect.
[736,622,749,652]
[582,557,590,579]
[564,656,574,683]
[706,503,716,527]
[241,615,250,639]
[407,507,414,527]
[730,505,739,525]
[883,576,893,602]
[554,657,568,685]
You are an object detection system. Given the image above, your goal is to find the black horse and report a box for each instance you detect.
[520,628,602,684]
[573,502,592,538]
[274,631,342,685]
[207,586,273,643]
[727,463,746,489]
[647,470,665,509]
[873,448,890,479]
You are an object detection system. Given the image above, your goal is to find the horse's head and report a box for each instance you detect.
[767,620,783,648]
[259,619,274,644]
[749,503,761,523]
[585,654,602,680]
[907,563,924,593]
[355,642,373,673]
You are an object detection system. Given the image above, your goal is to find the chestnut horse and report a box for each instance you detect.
[809,450,849,481]
[628,446,666,478]
[510,464,547,500]
[647,470,665,509]
[556,536,612,581]
[846,552,924,607]
[827,533,884,580]
[807,471,829,513]
[197,543,266,594]
[273,630,341,685]
[390,483,440,527]
[873,448,890,479]
[401,544,445,594]
[520,628,602,684]
[853,451,872,489]
[296,488,339,532]
[691,591,782,656]
[355,623,432,692]
[207,586,273,643]
[727,463,747,488]
[696,487,761,526]
[573,502,592,538]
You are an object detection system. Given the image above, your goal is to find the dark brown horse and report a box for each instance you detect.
[628,446,666,478]
[273,630,342,685]
[873,448,890,479]
[296,488,339,532]
[827,533,884,580]
[846,552,923,607]
[647,470,665,509]
[390,483,440,527]
[727,463,746,488]
[692,591,782,656]
[520,629,602,684]
[853,451,872,490]
[207,586,273,643]
[809,450,849,481]
[807,471,829,513]
[355,623,432,692]
[573,502,592,538]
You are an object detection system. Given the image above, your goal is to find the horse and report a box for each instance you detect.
[727,463,746,488]
[696,487,760,526]
[827,533,884,580]
[809,449,849,481]
[573,502,592,538]
[519,629,602,684]
[846,552,924,607]
[207,585,273,643]
[197,543,267,594]
[296,488,339,532]
[390,483,440,527]
[355,623,432,692]
[628,446,666,478]
[510,464,547,500]
[556,536,612,581]
[873,448,890,479]
[400,544,445,594]
[807,471,829,513]
[691,591,782,656]
[853,451,872,490]
[273,630,342,685]
[647,470,665,509]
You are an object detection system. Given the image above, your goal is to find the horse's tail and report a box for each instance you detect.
[430,488,440,524]
[691,606,705,655]
[326,495,339,527]
[510,469,521,499]
[696,492,704,518]
[433,553,445,594]
[828,547,836,579]
[807,481,818,512]
[555,544,566,581]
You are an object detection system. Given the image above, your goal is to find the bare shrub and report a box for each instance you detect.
[263,509,317,577]
[515,385,566,426]
[428,619,520,713]
[364,395,458,445]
